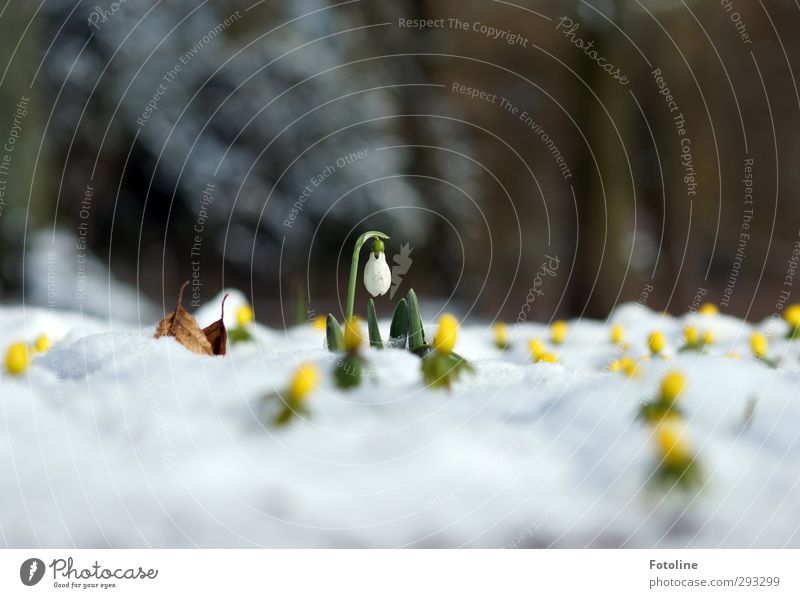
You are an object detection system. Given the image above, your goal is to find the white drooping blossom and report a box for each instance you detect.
[363,242,391,297]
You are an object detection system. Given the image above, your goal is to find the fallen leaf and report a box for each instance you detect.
[155,281,213,355]
[202,294,229,356]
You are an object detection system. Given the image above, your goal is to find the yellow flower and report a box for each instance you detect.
[784,304,800,329]
[236,305,254,327]
[751,332,768,359]
[701,330,714,346]
[660,370,686,403]
[550,320,568,344]
[648,331,666,355]
[33,334,50,354]
[311,315,327,331]
[494,322,508,348]
[654,421,692,468]
[610,324,625,344]
[699,303,718,316]
[528,338,545,361]
[620,356,639,378]
[5,342,30,376]
[537,352,559,363]
[608,359,621,372]
[683,326,698,347]
[433,313,459,354]
[287,363,319,402]
[343,317,364,353]
[724,351,741,359]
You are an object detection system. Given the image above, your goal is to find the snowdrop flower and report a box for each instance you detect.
[648,330,666,355]
[33,334,50,354]
[5,341,30,376]
[363,239,391,297]
[550,320,568,344]
[288,363,319,402]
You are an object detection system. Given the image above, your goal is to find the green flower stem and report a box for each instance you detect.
[346,230,389,321]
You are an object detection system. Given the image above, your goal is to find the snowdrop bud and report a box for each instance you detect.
[288,363,319,402]
[33,334,50,354]
[236,305,254,327]
[751,333,768,359]
[363,241,391,297]
[648,331,666,355]
[5,342,30,376]
[654,421,692,468]
[550,320,568,344]
[699,303,718,316]
[660,371,686,404]
[610,324,624,344]
[433,313,459,354]
[343,317,364,353]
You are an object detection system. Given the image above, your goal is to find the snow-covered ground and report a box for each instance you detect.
[1,294,799,548]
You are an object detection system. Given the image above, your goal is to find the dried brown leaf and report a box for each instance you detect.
[154,281,213,355]
[202,294,229,356]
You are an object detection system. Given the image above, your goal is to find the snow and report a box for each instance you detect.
[1,296,799,548]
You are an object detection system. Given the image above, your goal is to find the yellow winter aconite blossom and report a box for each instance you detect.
[287,363,319,402]
[610,324,625,345]
[550,320,568,345]
[648,331,666,355]
[660,371,686,404]
[433,313,459,354]
[33,334,50,354]
[751,333,768,359]
[529,338,545,361]
[494,322,509,349]
[608,359,621,372]
[5,342,30,375]
[784,304,800,329]
[701,330,714,346]
[235,304,254,327]
[699,303,719,316]
[343,317,364,353]
[683,326,699,347]
[655,421,693,468]
[620,356,639,377]
[311,315,327,331]
[537,352,559,364]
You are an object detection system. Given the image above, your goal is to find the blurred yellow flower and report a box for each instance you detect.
[236,304,254,327]
[287,363,319,402]
[311,315,327,331]
[701,330,714,346]
[608,359,621,372]
[654,421,692,468]
[699,303,718,316]
[683,326,698,347]
[494,322,509,348]
[751,332,768,359]
[784,304,800,329]
[529,338,545,361]
[550,320,568,344]
[537,352,559,364]
[433,313,459,354]
[620,356,639,378]
[610,324,625,345]
[33,334,50,354]
[5,342,30,376]
[343,317,364,353]
[648,331,666,355]
[660,371,686,403]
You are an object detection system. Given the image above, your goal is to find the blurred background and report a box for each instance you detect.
[0,0,798,325]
